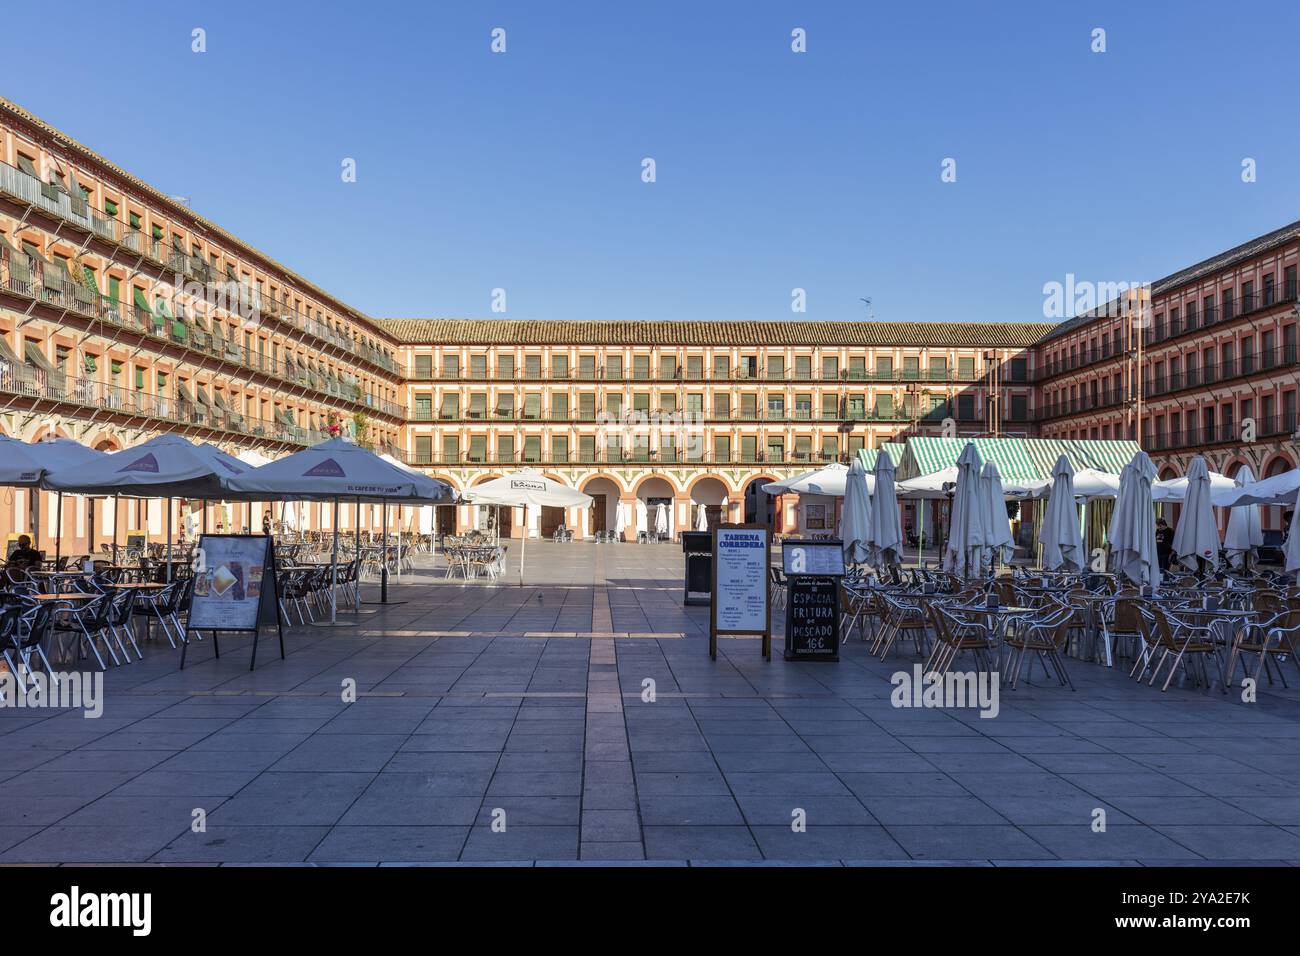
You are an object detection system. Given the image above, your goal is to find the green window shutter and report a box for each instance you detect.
[84,354,97,373]
[129,212,141,230]
[16,154,38,178]
[134,367,145,389]
[104,199,119,217]
[107,277,121,302]
[151,224,163,241]
[132,287,152,313]
[111,360,122,376]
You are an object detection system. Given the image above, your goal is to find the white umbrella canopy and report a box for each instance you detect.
[942,443,987,578]
[1107,450,1160,589]
[1071,468,1123,500]
[1223,464,1264,569]
[763,461,875,497]
[0,436,109,485]
[1152,470,1236,503]
[980,462,1015,566]
[839,458,872,566]
[867,449,903,566]
[1216,466,1300,508]
[235,448,276,468]
[45,434,249,498]
[225,438,452,504]
[465,469,591,509]
[897,466,959,500]
[654,502,669,536]
[1041,454,1084,572]
[1172,456,1219,572]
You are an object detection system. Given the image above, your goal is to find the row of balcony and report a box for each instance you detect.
[0,254,405,419]
[0,161,399,375]
[411,366,1030,385]
[1148,346,1300,396]
[407,450,857,468]
[0,363,401,458]
[1035,388,1127,421]
[1149,282,1300,345]
[408,406,1014,425]
[1144,414,1299,452]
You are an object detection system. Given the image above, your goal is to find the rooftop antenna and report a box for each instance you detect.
[171,196,192,208]
[859,297,875,321]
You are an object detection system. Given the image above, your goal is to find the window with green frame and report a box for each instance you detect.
[134,367,145,389]
[107,276,120,302]
[128,212,141,230]
[104,199,119,217]
[151,224,164,241]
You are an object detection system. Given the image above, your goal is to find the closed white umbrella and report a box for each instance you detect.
[654,502,669,537]
[1041,454,1084,572]
[942,443,986,578]
[614,501,628,540]
[1172,456,1218,573]
[980,462,1015,568]
[1223,465,1264,570]
[1107,450,1160,589]
[464,469,592,584]
[1285,502,1300,583]
[696,503,708,532]
[839,458,872,566]
[867,449,902,566]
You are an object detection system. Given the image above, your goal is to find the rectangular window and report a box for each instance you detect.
[551,354,569,378]
[498,354,515,378]
[525,355,542,377]
[414,355,432,379]
[606,355,623,379]
[414,436,432,464]
[470,354,487,378]
[551,393,568,419]
[441,355,459,377]
[822,356,839,379]
[713,435,731,462]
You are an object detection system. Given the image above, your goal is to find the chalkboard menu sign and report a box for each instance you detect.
[182,534,284,671]
[126,531,146,552]
[681,531,712,606]
[785,575,840,661]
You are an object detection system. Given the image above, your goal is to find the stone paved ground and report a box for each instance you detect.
[4,542,1300,865]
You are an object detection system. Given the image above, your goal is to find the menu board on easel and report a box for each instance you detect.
[183,534,284,671]
[710,524,771,661]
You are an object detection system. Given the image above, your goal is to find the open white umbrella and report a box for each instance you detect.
[1217,466,1300,508]
[1153,470,1236,503]
[696,503,708,532]
[464,469,592,584]
[1223,465,1264,570]
[943,443,987,578]
[1172,456,1218,573]
[839,458,872,566]
[1107,450,1160,589]
[980,462,1015,569]
[654,502,669,537]
[1041,454,1084,572]
[226,438,453,622]
[1071,468,1122,500]
[763,461,875,497]
[867,449,902,566]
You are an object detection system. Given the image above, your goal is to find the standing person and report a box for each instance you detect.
[262,510,273,536]
[1155,517,1174,571]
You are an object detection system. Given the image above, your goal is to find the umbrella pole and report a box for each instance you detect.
[54,492,62,564]
[520,505,526,587]
[166,498,173,583]
[395,506,402,583]
[331,498,339,624]
[112,495,119,564]
[380,504,389,603]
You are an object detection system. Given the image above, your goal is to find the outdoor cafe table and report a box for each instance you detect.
[1164,607,1259,690]
[946,603,1037,645]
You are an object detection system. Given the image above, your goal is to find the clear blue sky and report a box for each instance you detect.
[6,0,1298,325]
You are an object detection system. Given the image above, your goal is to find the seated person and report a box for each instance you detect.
[8,535,43,568]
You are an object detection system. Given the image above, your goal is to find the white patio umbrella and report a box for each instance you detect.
[1152,470,1237,503]
[0,437,110,562]
[226,438,454,622]
[654,502,669,537]
[1172,456,1218,573]
[839,458,872,566]
[1106,450,1160,589]
[942,443,987,578]
[867,449,902,566]
[1071,468,1123,500]
[980,462,1015,569]
[463,469,592,585]
[614,501,628,541]
[1216,466,1300,508]
[1223,464,1264,570]
[1041,454,1084,572]
[696,503,708,532]
[763,461,875,497]
[45,436,248,578]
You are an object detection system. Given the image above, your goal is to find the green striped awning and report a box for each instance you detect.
[895,437,1041,482]
[1024,439,1140,477]
[857,442,907,472]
